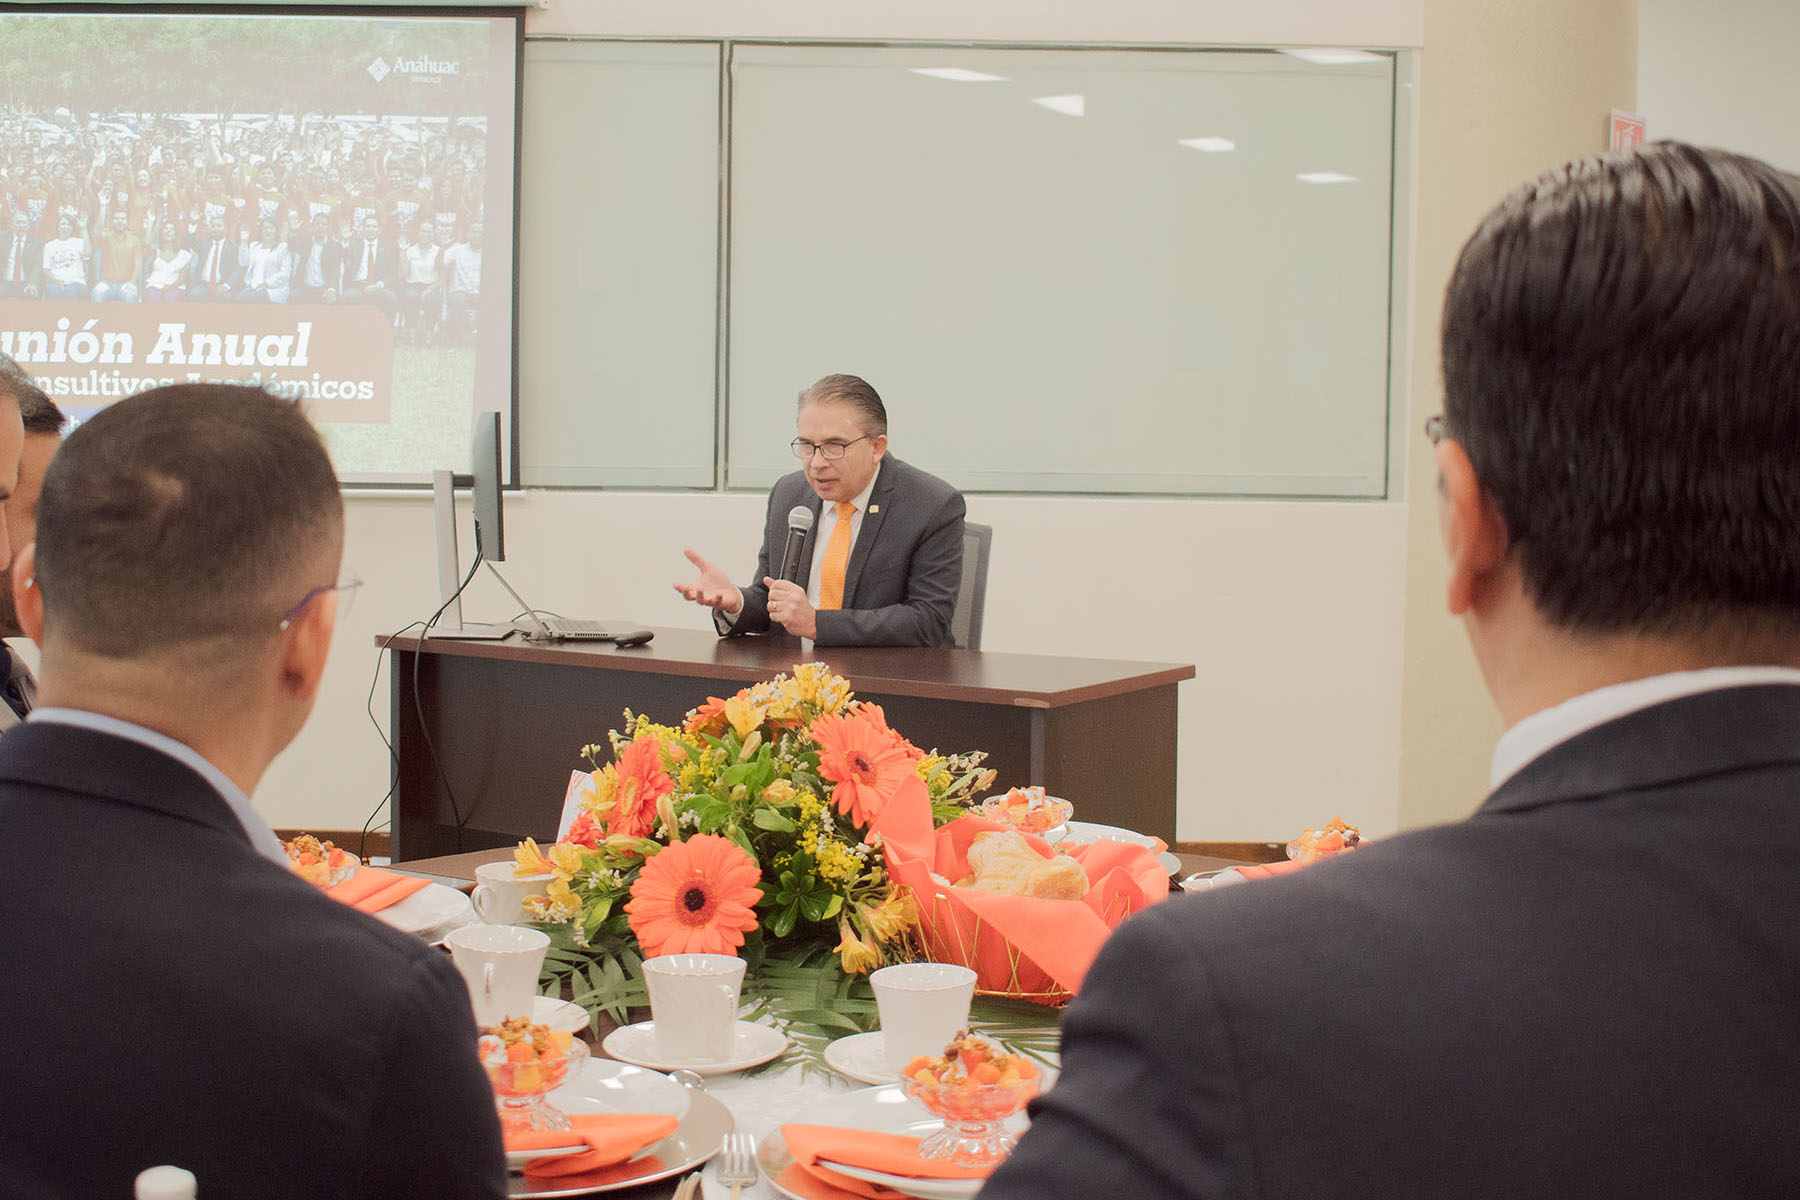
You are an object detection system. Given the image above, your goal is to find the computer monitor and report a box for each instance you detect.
[472,410,504,564]
[429,411,513,639]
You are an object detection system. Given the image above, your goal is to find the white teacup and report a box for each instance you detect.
[872,962,978,1074]
[643,953,745,1063]
[470,862,554,925]
[445,923,550,1027]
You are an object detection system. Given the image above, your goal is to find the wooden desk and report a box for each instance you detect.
[384,627,1193,860]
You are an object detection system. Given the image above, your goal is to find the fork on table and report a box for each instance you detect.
[717,1130,760,1199]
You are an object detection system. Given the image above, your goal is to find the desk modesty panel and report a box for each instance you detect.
[383,627,1193,860]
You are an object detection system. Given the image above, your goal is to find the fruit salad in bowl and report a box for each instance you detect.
[479,1015,590,1135]
[904,1033,1041,1165]
[979,787,1074,840]
[1287,816,1363,865]
[284,834,358,888]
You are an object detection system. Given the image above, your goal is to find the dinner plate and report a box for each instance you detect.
[603,1019,789,1076]
[1060,821,1182,876]
[374,880,476,941]
[817,1159,984,1200]
[548,1056,694,1123]
[757,1084,1031,1200]
[504,1142,589,1172]
[508,1089,732,1198]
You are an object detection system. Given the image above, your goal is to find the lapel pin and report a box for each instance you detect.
[869,504,879,514]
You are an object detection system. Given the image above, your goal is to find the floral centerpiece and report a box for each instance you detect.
[512,663,995,979]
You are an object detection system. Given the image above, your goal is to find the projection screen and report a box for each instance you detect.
[0,6,521,482]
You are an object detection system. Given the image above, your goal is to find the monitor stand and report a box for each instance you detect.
[426,468,515,640]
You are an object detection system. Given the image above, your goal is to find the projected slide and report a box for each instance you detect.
[0,9,520,481]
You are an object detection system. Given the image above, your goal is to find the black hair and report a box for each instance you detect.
[34,384,342,657]
[1441,141,1800,638]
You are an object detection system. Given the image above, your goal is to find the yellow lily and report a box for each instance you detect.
[724,695,765,740]
[835,917,883,974]
[861,891,918,943]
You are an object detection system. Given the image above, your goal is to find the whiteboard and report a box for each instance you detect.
[725,45,1397,497]
[516,41,1401,498]
[518,40,722,488]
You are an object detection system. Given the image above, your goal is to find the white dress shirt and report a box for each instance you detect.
[716,464,882,630]
[27,706,290,866]
[1490,665,1800,788]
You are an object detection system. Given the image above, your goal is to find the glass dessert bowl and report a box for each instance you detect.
[479,1018,590,1136]
[903,1035,1041,1166]
[979,788,1074,841]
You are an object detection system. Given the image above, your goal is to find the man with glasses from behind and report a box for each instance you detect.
[675,373,966,646]
[0,384,505,1198]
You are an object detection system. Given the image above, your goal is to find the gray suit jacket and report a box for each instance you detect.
[982,684,1800,1200]
[729,454,965,647]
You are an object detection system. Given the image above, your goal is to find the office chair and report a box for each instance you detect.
[951,522,992,651]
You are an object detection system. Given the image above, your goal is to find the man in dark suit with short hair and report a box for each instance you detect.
[0,384,505,1198]
[981,142,1800,1199]
[0,212,43,299]
[343,213,399,320]
[186,214,242,300]
[676,373,965,646]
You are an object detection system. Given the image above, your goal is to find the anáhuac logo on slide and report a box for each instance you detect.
[367,53,460,85]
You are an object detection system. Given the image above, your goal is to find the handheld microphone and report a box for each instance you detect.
[779,506,814,583]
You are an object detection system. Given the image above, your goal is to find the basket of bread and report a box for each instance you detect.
[870,778,1171,1006]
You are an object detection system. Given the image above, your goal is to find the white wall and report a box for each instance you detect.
[259,0,1425,845]
[1638,0,1800,171]
[1394,0,1636,831]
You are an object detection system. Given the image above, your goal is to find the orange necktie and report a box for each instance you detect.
[818,501,857,610]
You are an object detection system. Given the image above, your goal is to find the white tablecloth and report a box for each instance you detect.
[695,1062,854,1199]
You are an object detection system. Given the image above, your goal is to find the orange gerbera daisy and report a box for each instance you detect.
[685,695,730,737]
[811,708,918,827]
[625,835,763,957]
[855,703,924,763]
[606,736,674,840]
[562,810,602,849]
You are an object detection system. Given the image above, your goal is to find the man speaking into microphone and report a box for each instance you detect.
[675,374,965,647]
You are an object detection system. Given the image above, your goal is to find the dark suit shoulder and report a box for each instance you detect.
[877,455,962,509]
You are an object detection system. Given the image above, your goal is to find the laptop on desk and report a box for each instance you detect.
[521,614,615,642]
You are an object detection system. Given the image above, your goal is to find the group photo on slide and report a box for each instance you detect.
[0,9,516,477]
[0,106,489,347]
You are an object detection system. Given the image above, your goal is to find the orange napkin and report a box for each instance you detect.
[782,1124,991,1199]
[871,778,1169,1000]
[326,867,433,913]
[1228,860,1305,881]
[513,1113,679,1178]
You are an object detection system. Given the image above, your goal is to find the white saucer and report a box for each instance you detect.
[533,995,589,1035]
[602,1019,788,1075]
[823,1030,898,1085]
